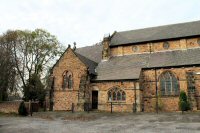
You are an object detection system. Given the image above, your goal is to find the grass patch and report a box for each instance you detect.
[0,112,18,117]
[62,114,97,121]
[33,115,54,121]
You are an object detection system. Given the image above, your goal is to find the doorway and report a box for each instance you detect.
[92,91,98,109]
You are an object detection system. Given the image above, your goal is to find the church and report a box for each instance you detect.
[50,20,200,112]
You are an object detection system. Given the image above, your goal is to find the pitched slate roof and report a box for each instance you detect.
[96,67,141,81]
[51,45,102,74]
[95,48,200,81]
[74,52,98,74]
[110,20,200,46]
[147,48,200,68]
[75,45,103,63]
[74,45,103,75]
[52,21,200,81]
[95,54,148,81]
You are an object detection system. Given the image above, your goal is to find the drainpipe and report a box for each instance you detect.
[155,69,158,114]
[134,82,137,113]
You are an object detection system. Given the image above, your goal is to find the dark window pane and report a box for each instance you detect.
[67,75,73,89]
[113,92,117,101]
[173,81,179,95]
[108,91,112,101]
[122,92,126,101]
[166,81,171,95]
[108,87,126,102]
[63,75,68,89]
[117,91,121,100]
[159,71,179,96]
[160,78,165,95]
[68,79,72,89]
[186,72,196,94]
[63,71,73,89]
[163,42,170,49]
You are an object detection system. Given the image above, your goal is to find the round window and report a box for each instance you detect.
[197,38,200,45]
[132,46,139,52]
[163,42,170,49]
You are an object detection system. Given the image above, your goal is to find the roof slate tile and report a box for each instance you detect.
[110,20,200,46]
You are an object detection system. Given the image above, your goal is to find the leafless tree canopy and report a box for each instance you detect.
[0,29,64,101]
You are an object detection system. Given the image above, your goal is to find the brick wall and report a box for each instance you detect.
[52,48,89,111]
[0,101,21,113]
[0,101,39,114]
[141,67,200,112]
[110,37,200,57]
[91,81,142,112]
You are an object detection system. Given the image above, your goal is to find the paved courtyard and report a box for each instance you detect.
[1,111,200,133]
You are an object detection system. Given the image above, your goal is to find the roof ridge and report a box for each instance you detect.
[76,44,102,50]
[117,20,200,34]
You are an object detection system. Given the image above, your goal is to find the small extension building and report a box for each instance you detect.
[50,20,200,112]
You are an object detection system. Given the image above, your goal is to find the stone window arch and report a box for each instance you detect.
[159,71,179,95]
[62,71,73,89]
[108,87,126,102]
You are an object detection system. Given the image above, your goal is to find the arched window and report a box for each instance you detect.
[108,87,126,102]
[62,71,73,89]
[63,74,68,88]
[68,75,72,89]
[159,71,179,95]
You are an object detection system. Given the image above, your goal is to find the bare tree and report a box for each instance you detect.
[0,29,64,100]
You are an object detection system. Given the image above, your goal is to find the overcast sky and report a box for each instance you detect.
[0,0,200,47]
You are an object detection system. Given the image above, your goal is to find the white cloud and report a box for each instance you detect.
[0,0,200,47]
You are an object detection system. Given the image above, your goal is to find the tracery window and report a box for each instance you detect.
[108,87,126,102]
[159,71,179,95]
[186,72,196,93]
[62,71,73,89]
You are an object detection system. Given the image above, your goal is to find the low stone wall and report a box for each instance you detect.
[98,103,135,112]
[0,101,40,114]
[0,101,22,113]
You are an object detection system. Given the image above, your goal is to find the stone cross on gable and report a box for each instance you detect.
[73,42,76,51]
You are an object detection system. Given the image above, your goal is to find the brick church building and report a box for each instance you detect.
[50,20,200,112]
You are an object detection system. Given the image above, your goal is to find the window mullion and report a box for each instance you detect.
[170,75,173,95]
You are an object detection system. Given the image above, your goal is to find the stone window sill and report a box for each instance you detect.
[107,101,126,103]
[55,89,74,92]
[161,94,179,97]
[64,89,73,91]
